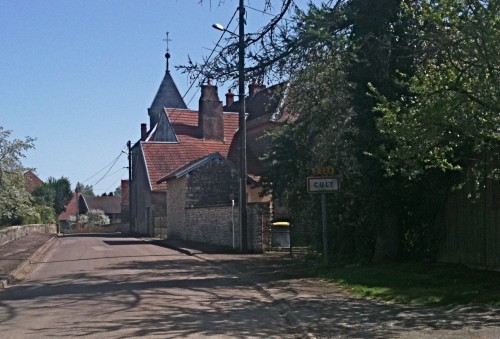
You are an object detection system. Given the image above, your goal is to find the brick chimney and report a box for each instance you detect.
[199,80,224,141]
[225,89,234,107]
[248,80,266,97]
[141,123,147,141]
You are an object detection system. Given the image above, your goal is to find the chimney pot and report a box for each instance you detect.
[249,80,266,97]
[141,123,147,141]
[199,82,224,141]
[225,89,234,107]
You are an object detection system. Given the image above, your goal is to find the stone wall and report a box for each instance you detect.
[152,191,167,237]
[0,224,57,246]
[181,203,271,252]
[248,202,272,252]
[185,157,239,208]
[61,223,127,234]
[185,205,239,249]
[166,177,187,238]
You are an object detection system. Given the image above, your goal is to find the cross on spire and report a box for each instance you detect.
[163,32,172,72]
[163,31,172,53]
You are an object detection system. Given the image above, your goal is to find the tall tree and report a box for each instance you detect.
[0,126,37,226]
[186,0,499,263]
[371,0,500,258]
[375,0,500,183]
[75,182,95,197]
[34,177,73,216]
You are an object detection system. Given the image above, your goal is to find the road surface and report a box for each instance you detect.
[0,234,294,338]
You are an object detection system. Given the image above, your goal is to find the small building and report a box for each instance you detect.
[58,192,80,229]
[24,170,43,193]
[79,195,121,224]
[59,192,122,229]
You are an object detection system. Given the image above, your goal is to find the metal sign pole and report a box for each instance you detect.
[322,193,328,265]
[307,170,339,265]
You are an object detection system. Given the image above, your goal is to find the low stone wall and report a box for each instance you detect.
[180,202,271,253]
[61,223,127,234]
[0,224,57,246]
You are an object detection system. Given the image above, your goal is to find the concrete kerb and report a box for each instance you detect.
[162,241,314,338]
[151,239,195,256]
[0,235,57,289]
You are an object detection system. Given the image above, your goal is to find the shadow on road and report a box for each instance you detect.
[0,235,499,338]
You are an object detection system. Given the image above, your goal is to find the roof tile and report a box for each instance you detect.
[142,110,239,191]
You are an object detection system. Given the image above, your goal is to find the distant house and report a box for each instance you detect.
[78,195,121,224]
[58,192,79,229]
[59,192,121,228]
[24,170,43,193]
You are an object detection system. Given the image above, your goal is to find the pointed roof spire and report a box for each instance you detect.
[148,34,188,128]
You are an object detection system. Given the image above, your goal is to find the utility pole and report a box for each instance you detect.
[127,140,132,234]
[238,0,248,252]
[212,2,248,252]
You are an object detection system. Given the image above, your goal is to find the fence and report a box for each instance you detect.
[438,158,500,267]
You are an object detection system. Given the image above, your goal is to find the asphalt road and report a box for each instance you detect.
[0,234,295,338]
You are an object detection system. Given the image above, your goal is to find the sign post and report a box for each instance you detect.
[307,170,339,265]
[321,193,328,264]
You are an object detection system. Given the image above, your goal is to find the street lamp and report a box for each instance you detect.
[213,1,248,252]
[211,23,232,35]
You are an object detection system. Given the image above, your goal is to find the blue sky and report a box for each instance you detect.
[1,0,313,195]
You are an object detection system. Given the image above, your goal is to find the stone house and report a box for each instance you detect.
[128,54,289,251]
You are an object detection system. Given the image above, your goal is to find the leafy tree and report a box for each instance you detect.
[187,0,499,263]
[33,177,73,216]
[186,0,408,261]
[371,0,500,259]
[75,182,95,197]
[261,0,410,262]
[113,186,121,197]
[0,127,37,226]
[23,204,58,224]
[375,0,500,183]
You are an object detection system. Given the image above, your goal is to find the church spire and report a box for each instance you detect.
[148,33,187,128]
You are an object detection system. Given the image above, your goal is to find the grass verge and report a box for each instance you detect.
[311,262,500,306]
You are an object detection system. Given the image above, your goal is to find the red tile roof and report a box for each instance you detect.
[82,196,121,214]
[142,109,240,191]
[24,170,43,193]
[59,192,79,221]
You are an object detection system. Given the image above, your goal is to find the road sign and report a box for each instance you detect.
[312,167,335,175]
[307,177,339,193]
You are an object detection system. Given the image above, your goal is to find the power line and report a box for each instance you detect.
[80,145,127,184]
[182,8,238,107]
[90,151,124,188]
[101,169,127,193]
